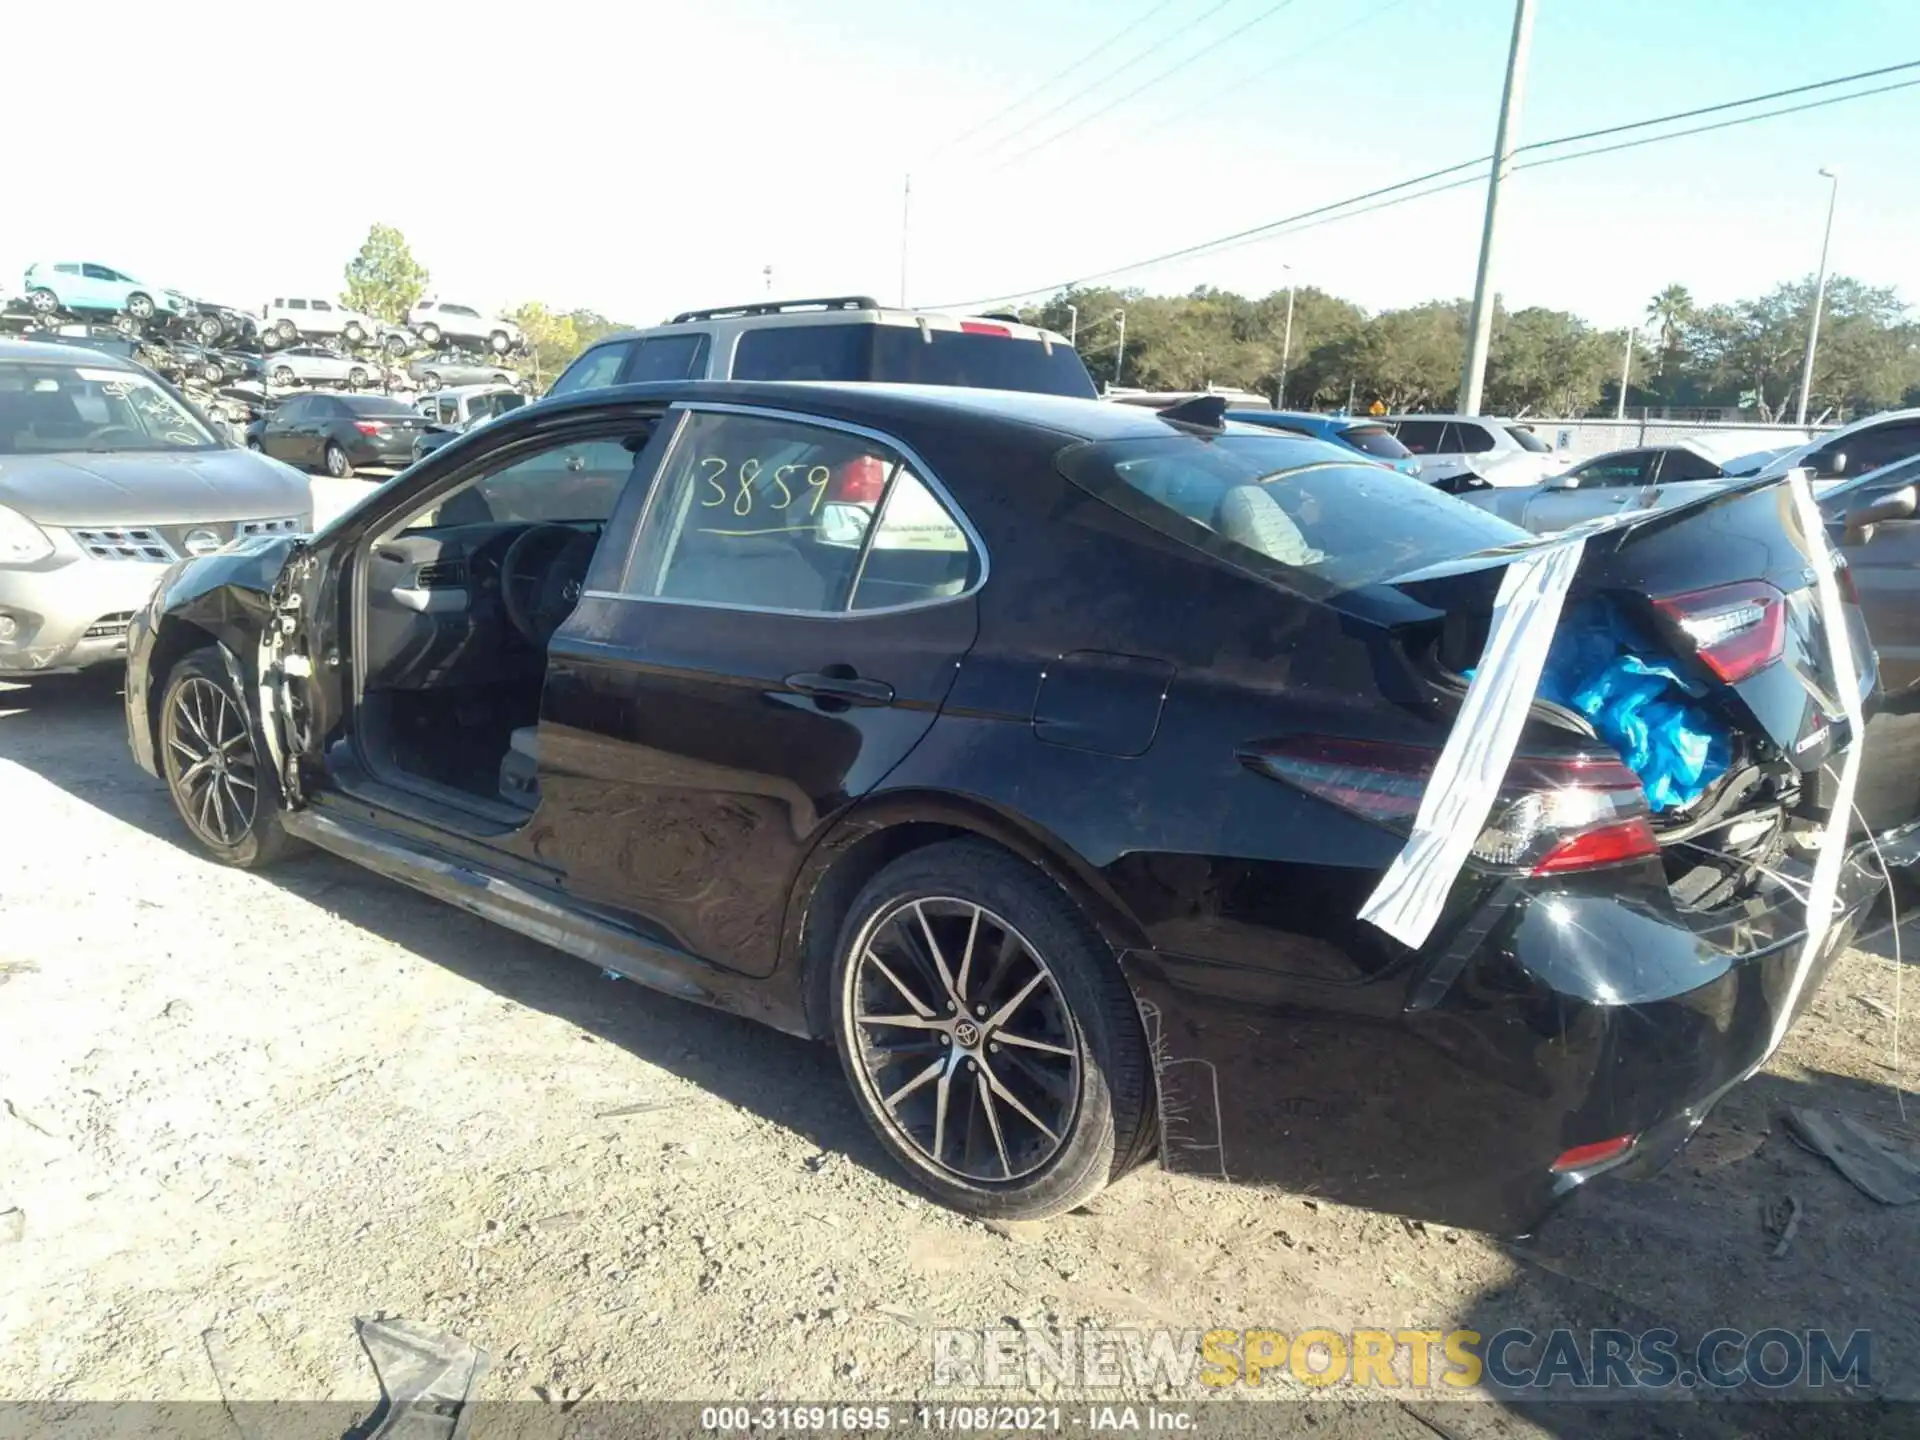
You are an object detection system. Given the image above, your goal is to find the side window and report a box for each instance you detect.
[83,263,115,280]
[312,299,333,313]
[851,467,978,610]
[407,435,644,531]
[1393,420,1446,454]
[626,334,712,382]
[1653,448,1722,483]
[1571,451,1655,488]
[622,410,951,612]
[55,263,81,275]
[1839,423,1920,477]
[548,341,633,396]
[437,397,460,424]
[275,397,308,422]
[1449,423,1497,455]
[287,298,307,311]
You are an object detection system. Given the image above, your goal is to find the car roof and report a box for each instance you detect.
[1386,413,1519,425]
[0,337,140,369]
[580,300,1069,349]
[438,382,518,397]
[515,379,1267,445]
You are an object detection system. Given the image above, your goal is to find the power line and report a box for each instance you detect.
[970,0,1238,165]
[994,0,1305,171]
[928,58,1920,309]
[922,0,1179,161]
[1096,0,1423,158]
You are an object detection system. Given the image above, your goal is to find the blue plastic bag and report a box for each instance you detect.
[1535,600,1730,812]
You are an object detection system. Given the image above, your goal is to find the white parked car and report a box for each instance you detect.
[261,296,383,347]
[1385,414,1563,489]
[1726,407,1920,483]
[406,300,523,354]
[264,345,378,390]
[1465,437,1748,532]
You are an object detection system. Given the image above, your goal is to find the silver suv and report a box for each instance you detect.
[546,295,1093,399]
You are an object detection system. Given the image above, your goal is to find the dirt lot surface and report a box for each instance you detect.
[5,631,1920,1434]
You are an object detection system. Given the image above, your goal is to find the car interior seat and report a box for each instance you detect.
[1215,484,1325,568]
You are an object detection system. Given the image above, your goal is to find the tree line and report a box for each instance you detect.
[337,223,1918,421]
[1020,276,1920,422]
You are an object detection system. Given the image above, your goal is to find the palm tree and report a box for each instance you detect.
[1645,285,1695,372]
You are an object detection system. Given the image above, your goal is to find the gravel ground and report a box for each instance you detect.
[4,572,1920,1434]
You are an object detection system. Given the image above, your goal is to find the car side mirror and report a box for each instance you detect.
[1844,484,1918,544]
[1823,450,1850,477]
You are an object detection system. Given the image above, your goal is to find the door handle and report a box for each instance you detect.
[785,671,895,707]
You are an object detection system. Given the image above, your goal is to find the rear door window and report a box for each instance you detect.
[1338,424,1412,460]
[1505,425,1551,453]
[1652,447,1723,483]
[1057,433,1525,598]
[548,341,634,396]
[1445,422,1497,455]
[626,334,711,382]
[1570,450,1657,488]
[1392,420,1447,454]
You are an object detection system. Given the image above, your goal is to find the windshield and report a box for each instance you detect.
[1339,423,1413,460]
[732,322,1098,399]
[1059,433,1525,594]
[0,362,219,455]
[1506,425,1552,453]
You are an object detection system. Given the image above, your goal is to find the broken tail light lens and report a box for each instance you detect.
[1241,736,1657,875]
[1653,580,1785,684]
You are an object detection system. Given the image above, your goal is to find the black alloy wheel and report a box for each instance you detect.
[158,649,298,868]
[831,840,1153,1220]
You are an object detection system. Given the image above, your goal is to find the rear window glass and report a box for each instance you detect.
[1058,434,1525,596]
[1393,420,1446,453]
[1506,425,1551,453]
[339,395,415,417]
[548,341,633,397]
[627,334,711,383]
[732,323,1097,398]
[1338,424,1411,460]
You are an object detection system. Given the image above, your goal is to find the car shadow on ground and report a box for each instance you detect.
[9,674,1920,1435]
[0,671,889,1184]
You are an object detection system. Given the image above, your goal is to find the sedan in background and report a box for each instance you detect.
[1226,409,1422,478]
[124,380,1891,1235]
[258,391,427,477]
[1467,438,1741,531]
[408,354,519,391]
[0,338,309,675]
[266,346,377,390]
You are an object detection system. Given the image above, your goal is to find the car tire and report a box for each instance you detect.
[202,361,225,384]
[271,366,295,388]
[488,330,510,355]
[324,442,352,479]
[344,322,366,345]
[419,322,441,347]
[421,371,441,392]
[126,292,156,320]
[196,315,223,344]
[275,319,296,342]
[158,648,301,870]
[347,366,368,391]
[247,437,262,451]
[27,288,58,314]
[829,839,1153,1221]
[383,335,407,359]
[113,313,140,338]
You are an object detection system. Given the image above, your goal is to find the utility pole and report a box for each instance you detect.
[1794,166,1840,428]
[899,174,912,308]
[1616,326,1634,421]
[1457,0,1539,416]
[1066,303,1078,347]
[1277,265,1296,409]
[1112,310,1127,386]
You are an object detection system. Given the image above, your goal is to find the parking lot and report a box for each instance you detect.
[3,653,1918,1433]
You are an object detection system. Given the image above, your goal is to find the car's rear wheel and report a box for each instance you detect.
[488,330,510,354]
[27,288,58,314]
[275,318,296,342]
[196,314,224,344]
[324,442,352,478]
[126,292,155,320]
[347,366,368,390]
[383,334,407,359]
[159,649,299,869]
[344,321,366,345]
[420,371,441,392]
[202,360,225,384]
[419,322,441,347]
[270,365,295,387]
[830,840,1152,1221]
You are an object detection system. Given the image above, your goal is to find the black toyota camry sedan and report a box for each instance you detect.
[124,380,1896,1232]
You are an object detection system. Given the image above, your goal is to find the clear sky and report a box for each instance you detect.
[11,0,1918,332]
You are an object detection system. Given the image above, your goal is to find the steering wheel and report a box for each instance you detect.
[500,524,597,646]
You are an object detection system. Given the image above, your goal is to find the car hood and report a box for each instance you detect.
[0,447,310,526]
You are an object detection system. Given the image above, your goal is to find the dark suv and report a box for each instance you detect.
[546,295,1095,400]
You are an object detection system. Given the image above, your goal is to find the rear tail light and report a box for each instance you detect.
[1241,736,1657,876]
[1551,1134,1637,1173]
[1653,580,1785,683]
[353,421,385,435]
[829,455,889,505]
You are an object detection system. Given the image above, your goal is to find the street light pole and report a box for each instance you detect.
[1794,166,1840,428]
[1113,310,1127,386]
[1066,303,1078,347]
[1616,326,1634,421]
[1457,0,1539,416]
[1277,266,1296,409]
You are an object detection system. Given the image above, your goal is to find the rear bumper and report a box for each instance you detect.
[1119,846,1882,1235]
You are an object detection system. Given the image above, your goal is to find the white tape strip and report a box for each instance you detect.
[1760,468,1865,1062]
[1360,534,1589,948]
